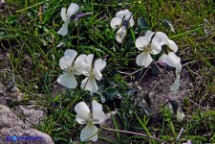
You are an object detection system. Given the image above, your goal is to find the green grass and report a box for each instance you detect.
[0,0,214,143]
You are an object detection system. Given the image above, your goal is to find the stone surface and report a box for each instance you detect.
[0,105,26,129]
[0,82,7,105]
[0,105,54,144]
[13,105,47,127]
[0,82,24,105]
[1,126,54,144]
[132,69,194,115]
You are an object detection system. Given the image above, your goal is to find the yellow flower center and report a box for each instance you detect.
[144,46,151,53]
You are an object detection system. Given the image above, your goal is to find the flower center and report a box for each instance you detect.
[67,65,75,75]
[144,46,151,53]
[122,20,128,27]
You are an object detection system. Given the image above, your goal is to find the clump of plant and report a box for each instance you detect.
[54,3,185,143]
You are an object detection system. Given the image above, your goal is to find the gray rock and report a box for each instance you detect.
[0,105,54,144]
[13,105,47,127]
[0,105,26,129]
[0,82,7,105]
[1,126,54,144]
[0,82,24,105]
[132,69,193,115]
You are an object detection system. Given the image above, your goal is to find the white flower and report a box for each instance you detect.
[58,3,79,36]
[176,109,185,121]
[57,49,87,88]
[159,52,182,93]
[135,31,178,67]
[171,74,180,93]
[135,31,162,67]
[155,32,180,93]
[183,140,192,144]
[155,32,178,52]
[110,9,134,43]
[115,26,127,43]
[110,9,134,30]
[159,52,182,73]
[81,54,106,93]
[75,100,106,142]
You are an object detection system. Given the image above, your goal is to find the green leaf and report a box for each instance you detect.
[102,87,117,100]
[143,93,151,108]
[6,15,17,24]
[53,94,61,102]
[162,19,175,33]
[170,100,178,114]
[0,32,16,39]
[138,17,148,29]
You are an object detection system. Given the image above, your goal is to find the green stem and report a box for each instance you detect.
[134,112,151,136]
[170,26,214,39]
[101,127,168,144]
[16,0,50,13]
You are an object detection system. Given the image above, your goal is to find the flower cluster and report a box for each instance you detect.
[110,9,134,43]
[75,100,106,141]
[58,3,79,36]
[135,31,182,93]
[57,2,183,142]
[57,49,106,93]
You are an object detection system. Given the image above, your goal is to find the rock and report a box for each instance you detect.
[1,126,54,144]
[132,69,193,115]
[0,105,26,129]
[13,105,47,127]
[0,82,46,127]
[0,105,54,144]
[0,82,24,105]
[0,82,7,105]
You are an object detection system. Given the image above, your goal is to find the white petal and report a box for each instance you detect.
[124,9,132,20]
[153,32,169,45]
[159,53,182,73]
[67,3,79,19]
[81,77,98,93]
[92,100,106,124]
[129,16,135,27]
[87,54,94,65]
[74,54,88,75]
[176,109,185,121]
[58,22,69,36]
[86,77,99,93]
[60,7,67,22]
[158,53,167,63]
[165,52,181,71]
[135,36,148,50]
[115,26,127,43]
[176,62,182,74]
[84,54,94,72]
[114,9,134,28]
[110,17,122,30]
[145,30,155,42]
[81,77,88,89]
[76,115,88,124]
[80,123,98,142]
[75,102,91,122]
[64,49,77,58]
[168,40,178,52]
[94,59,106,72]
[154,32,178,52]
[116,9,132,20]
[136,52,153,67]
[57,73,77,88]
[185,140,192,144]
[150,42,162,55]
[171,74,180,94]
[59,56,73,70]
[93,69,102,81]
